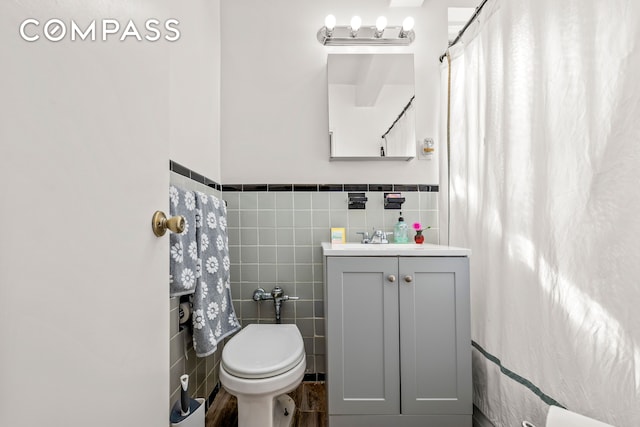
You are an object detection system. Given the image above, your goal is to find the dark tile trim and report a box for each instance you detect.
[343,184,368,192]
[168,162,439,194]
[205,178,221,190]
[303,373,327,382]
[243,184,268,191]
[268,184,294,191]
[419,184,439,192]
[170,161,191,178]
[190,171,206,185]
[170,160,222,191]
[319,184,344,192]
[393,184,418,191]
[222,184,243,192]
[369,184,393,192]
[217,183,438,192]
[294,184,320,192]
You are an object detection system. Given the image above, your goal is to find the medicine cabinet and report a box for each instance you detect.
[327,53,416,161]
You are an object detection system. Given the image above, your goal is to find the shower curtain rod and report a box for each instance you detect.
[438,0,489,62]
[381,95,415,139]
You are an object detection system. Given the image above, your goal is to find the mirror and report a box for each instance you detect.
[328,53,416,160]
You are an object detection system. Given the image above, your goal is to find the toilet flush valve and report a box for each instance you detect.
[252,287,270,302]
[252,286,299,323]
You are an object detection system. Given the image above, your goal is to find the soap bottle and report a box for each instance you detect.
[394,212,409,243]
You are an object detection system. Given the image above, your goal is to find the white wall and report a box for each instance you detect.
[170,0,222,182]
[220,0,477,184]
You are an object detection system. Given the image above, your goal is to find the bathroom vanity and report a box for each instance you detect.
[322,243,472,427]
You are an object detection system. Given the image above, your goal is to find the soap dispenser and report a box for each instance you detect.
[394,212,409,243]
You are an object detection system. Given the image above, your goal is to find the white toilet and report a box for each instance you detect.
[220,324,306,427]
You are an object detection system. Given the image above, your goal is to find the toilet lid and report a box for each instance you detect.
[222,324,305,379]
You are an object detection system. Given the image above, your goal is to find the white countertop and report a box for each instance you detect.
[321,242,471,257]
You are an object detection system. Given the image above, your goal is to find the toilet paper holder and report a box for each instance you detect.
[522,422,536,427]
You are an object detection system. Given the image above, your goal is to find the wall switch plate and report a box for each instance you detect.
[418,137,435,160]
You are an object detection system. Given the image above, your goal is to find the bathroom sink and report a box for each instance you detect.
[321,242,471,256]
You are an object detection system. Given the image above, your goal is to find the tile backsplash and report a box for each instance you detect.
[168,161,439,406]
[224,186,439,373]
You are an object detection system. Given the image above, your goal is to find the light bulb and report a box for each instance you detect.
[324,14,336,31]
[349,15,362,32]
[375,16,387,32]
[402,16,415,32]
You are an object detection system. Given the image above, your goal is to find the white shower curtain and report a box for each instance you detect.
[440,1,640,426]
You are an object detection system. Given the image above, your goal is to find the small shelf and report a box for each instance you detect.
[330,155,414,161]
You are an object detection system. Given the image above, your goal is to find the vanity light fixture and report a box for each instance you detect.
[400,16,415,38]
[324,14,336,37]
[349,15,362,37]
[375,16,388,38]
[317,15,415,46]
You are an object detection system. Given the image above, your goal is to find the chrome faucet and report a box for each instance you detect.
[252,286,299,323]
[356,231,371,244]
[357,229,391,244]
[370,229,392,244]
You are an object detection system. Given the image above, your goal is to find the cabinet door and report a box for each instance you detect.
[326,257,400,415]
[399,257,472,415]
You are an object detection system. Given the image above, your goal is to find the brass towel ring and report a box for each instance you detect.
[152,211,185,237]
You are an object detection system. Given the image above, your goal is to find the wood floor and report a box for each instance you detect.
[206,382,327,427]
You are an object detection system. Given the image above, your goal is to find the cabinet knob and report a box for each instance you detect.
[387,275,396,283]
[403,275,413,283]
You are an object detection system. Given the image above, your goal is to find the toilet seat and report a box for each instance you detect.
[221,324,305,379]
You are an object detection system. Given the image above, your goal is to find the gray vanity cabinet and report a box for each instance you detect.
[324,256,472,427]
[325,257,401,416]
